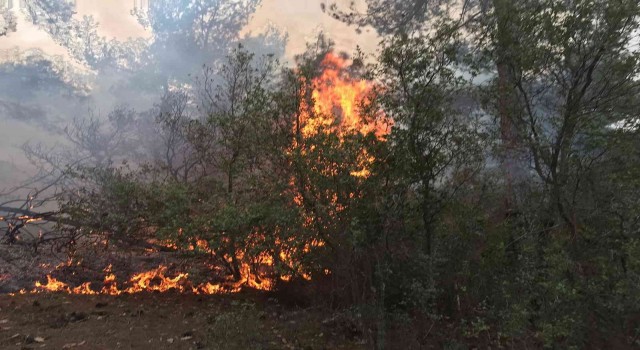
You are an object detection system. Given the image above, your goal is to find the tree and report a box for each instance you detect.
[325,0,640,346]
[132,0,262,90]
[321,0,435,34]
[499,0,640,235]
[489,2,640,343]
[0,6,17,36]
[323,0,526,212]
[370,29,484,346]
[377,31,483,257]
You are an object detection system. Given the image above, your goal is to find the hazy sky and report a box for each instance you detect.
[0,0,379,61]
[245,0,379,59]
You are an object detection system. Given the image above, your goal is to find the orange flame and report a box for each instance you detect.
[27,264,257,296]
[125,266,189,293]
[300,52,391,140]
[298,52,391,179]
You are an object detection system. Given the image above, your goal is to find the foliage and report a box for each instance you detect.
[322,0,640,347]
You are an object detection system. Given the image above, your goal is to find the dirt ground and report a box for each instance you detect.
[0,292,366,350]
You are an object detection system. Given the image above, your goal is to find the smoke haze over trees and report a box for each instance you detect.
[1,0,640,349]
[0,0,287,175]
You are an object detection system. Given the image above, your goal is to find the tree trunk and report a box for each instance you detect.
[492,0,521,215]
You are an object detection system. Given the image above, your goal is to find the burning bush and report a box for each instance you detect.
[15,43,393,301]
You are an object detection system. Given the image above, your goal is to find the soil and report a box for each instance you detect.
[0,292,366,350]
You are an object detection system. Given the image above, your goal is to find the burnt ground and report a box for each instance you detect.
[0,292,367,350]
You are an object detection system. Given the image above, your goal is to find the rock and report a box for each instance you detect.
[181,331,194,338]
[68,312,87,322]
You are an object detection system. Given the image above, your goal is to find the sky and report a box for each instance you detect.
[1,0,379,62]
[0,0,380,185]
[244,0,379,60]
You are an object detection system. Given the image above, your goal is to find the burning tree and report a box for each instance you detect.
[1,34,403,299]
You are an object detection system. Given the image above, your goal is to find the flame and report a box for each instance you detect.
[300,52,391,140]
[297,52,391,180]
[27,264,252,296]
[126,266,189,293]
[101,267,120,295]
[25,239,279,295]
[72,282,97,295]
[35,275,69,293]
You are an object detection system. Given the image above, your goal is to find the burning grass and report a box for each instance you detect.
[16,263,271,296]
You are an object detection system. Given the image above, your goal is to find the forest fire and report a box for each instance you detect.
[1,1,635,347]
[9,51,390,297]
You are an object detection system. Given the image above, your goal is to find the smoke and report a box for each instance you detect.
[0,0,290,188]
